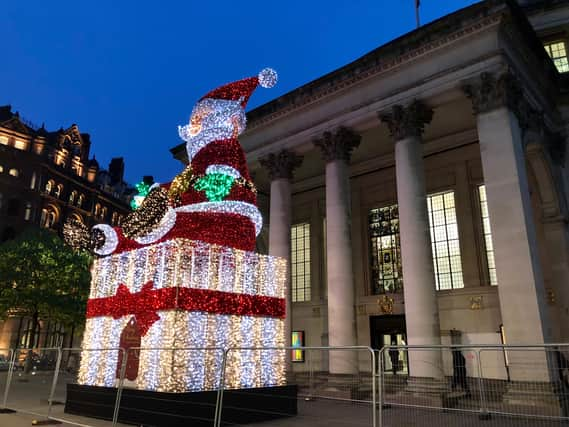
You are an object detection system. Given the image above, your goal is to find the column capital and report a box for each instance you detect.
[312,126,361,163]
[259,149,303,180]
[462,71,524,116]
[378,100,433,141]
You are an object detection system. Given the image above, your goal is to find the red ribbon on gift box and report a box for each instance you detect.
[86,281,286,336]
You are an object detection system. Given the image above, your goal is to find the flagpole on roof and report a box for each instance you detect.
[415,0,421,28]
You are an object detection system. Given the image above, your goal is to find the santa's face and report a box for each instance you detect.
[179,98,247,161]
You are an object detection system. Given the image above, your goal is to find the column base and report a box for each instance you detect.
[503,381,565,417]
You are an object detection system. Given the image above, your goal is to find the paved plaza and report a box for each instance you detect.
[1,372,567,427]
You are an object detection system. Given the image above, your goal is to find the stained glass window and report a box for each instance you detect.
[544,41,569,73]
[427,191,464,290]
[291,223,311,302]
[478,185,497,286]
[291,331,305,362]
[369,205,402,294]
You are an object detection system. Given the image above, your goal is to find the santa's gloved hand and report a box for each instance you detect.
[194,173,235,202]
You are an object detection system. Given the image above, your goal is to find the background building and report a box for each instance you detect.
[171,0,569,381]
[0,105,135,350]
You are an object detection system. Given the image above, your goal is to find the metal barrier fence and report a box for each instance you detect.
[1,344,568,426]
[215,346,377,427]
[378,344,569,427]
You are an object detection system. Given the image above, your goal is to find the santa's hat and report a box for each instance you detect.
[199,68,278,108]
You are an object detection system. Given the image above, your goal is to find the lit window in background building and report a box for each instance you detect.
[291,331,305,362]
[24,203,32,221]
[478,185,497,286]
[291,223,311,302]
[427,191,464,290]
[13,139,27,150]
[369,205,402,294]
[0,136,8,145]
[544,41,569,73]
[8,168,19,177]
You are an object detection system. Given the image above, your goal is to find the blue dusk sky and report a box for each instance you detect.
[1,0,479,184]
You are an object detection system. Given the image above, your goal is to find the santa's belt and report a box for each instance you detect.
[86,281,286,336]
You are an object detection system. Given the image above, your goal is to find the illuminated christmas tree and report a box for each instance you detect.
[65,69,287,393]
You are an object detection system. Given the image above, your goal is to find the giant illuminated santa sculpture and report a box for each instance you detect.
[64,68,287,393]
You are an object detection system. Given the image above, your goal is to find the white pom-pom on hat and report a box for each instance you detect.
[258,68,278,88]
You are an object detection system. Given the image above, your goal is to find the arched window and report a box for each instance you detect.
[54,184,63,198]
[69,191,77,204]
[24,202,32,221]
[77,194,84,208]
[101,207,107,219]
[40,206,58,229]
[111,212,118,225]
[45,180,54,194]
[9,169,19,177]
[94,203,102,218]
[69,213,84,225]
[7,199,20,217]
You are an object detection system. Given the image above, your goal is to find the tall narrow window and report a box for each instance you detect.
[368,205,402,294]
[45,180,54,194]
[24,203,32,221]
[30,172,37,189]
[544,41,569,73]
[478,185,497,286]
[291,223,311,302]
[427,191,464,290]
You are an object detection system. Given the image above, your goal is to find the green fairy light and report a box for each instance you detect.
[130,181,152,210]
[194,173,235,202]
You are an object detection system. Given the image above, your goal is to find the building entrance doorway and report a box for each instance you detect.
[370,315,408,375]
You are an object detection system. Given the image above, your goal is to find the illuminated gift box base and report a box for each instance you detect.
[78,238,287,393]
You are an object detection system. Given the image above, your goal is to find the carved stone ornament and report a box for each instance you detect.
[312,126,361,163]
[462,71,523,117]
[469,296,483,310]
[378,100,434,141]
[259,149,303,180]
[378,295,395,315]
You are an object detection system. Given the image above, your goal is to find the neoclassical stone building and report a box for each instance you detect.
[172,0,569,379]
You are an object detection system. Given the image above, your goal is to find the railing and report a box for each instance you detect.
[377,344,569,427]
[0,344,568,426]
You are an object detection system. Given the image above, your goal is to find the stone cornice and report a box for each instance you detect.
[379,101,433,141]
[313,127,361,163]
[244,1,515,131]
[259,149,303,180]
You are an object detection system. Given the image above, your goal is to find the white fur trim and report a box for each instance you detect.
[93,224,119,256]
[133,207,177,244]
[205,165,241,179]
[175,201,262,235]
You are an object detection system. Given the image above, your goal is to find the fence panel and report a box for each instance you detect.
[111,347,225,426]
[2,347,61,421]
[216,346,376,427]
[378,344,569,427]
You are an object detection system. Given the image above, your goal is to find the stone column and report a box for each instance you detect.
[259,150,303,354]
[380,101,443,380]
[463,72,552,381]
[313,127,360,375]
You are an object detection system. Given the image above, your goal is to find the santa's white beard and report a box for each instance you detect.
[183,125,235,162]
